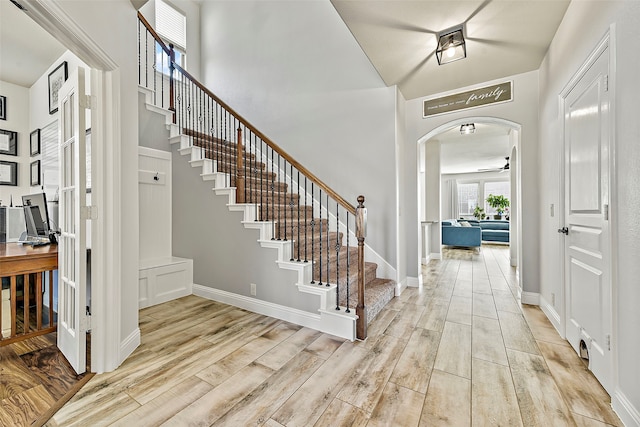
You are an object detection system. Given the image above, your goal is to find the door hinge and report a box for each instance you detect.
[81,314,92,332]
[604,204,609,220]
[606,334,611,351]
[604,74,609,92]
[81,205,98,220]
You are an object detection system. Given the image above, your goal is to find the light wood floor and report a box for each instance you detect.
[46,245,622,426]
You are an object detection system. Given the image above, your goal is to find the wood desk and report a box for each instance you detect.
[0,243,58,344]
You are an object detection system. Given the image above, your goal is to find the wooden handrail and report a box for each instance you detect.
[137,12,171,55]
[137,11,356,216]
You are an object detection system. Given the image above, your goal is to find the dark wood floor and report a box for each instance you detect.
[0,333,93,427]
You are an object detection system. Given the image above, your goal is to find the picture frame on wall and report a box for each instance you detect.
[0,128,17,156]
[30,129,41,156]
[0,95,6,120]
[48,61,68,114]
[0,160,18,186]
[30,160,41,186]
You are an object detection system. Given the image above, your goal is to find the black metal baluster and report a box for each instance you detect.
[277,154,281,240]
[270,148,275,240]
[335,202,340,308]
[296,169,301,262]
[224,111,228,187]
[289,164,294,259]
[345,211,350,313]
[258,135,263,222]
[145,28,148,88]
[209,100,213,168]
[188,81,193,147]
[326,193,330,287]
[303,175,307,262]
[310,183,315,283]
[153,43,157,105]
[161,48,164,109]
[318,189,323,286]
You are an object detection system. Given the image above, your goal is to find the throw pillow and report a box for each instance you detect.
[460,221,471,227]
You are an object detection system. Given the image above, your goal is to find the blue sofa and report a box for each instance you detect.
[468,220,510,243]
[442,219,482,248]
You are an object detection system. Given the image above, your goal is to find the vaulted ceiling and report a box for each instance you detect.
[330,0,570,101]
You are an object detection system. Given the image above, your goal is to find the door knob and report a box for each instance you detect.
[557,227,569,235]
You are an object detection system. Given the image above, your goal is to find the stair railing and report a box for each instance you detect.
[138,12,368,339]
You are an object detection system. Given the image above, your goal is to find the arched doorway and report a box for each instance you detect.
[417,117,523,293]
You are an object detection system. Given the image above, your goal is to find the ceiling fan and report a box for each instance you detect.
[478,156,510,173]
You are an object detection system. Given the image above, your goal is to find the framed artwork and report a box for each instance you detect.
[48,61,68,114]
[30,129,41,156]
[0,128,17,156]
[0,95,6,120]
[30,160,41,186]
[0,160,17,186]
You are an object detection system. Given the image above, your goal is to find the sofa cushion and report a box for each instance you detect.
[479,221,509,230]
[482,229,510,242]
[442,222,482,247]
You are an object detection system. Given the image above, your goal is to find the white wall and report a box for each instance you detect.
[405,71,539,289]
[538,1,640,423]
[56,0,141,369]
[199,1,398,271]
[0,80,31,204]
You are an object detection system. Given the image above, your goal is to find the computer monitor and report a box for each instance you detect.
[22,192,50,238]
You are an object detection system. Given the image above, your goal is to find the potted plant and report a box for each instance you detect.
[473,206,486,220]
[486,194,510,219]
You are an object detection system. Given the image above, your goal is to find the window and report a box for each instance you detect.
[457,182,479,216]
[484,181,510,215]
[155,0,186,73]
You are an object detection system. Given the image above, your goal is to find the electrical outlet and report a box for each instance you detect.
[551,293,556,306]
[250,283,257,296]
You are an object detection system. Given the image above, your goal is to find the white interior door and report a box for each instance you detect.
[563,46,612,393]
[58,67,89,375]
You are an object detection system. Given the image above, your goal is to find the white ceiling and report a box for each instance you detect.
[330,0,570,101]
[0,0,66,88]
[436,123,512,174]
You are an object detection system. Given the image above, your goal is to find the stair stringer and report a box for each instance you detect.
[169,130,358,340]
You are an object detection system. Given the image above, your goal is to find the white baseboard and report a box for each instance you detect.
[193,284,357,341]
[430,252,442,260]
[406,276,420,288]
[421,255,431,265]
[613,388,640,427]
[521,291,540,306]
[539,296,563,337]
[395,278,407,295]
[119,328,140,366]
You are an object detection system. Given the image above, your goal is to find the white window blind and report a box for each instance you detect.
[156,0,186,51]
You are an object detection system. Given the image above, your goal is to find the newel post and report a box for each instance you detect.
[356,195,367,340]
[168,43,176,124]
[236,125,245,203]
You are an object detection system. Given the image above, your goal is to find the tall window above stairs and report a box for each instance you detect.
[155,0,186,72]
